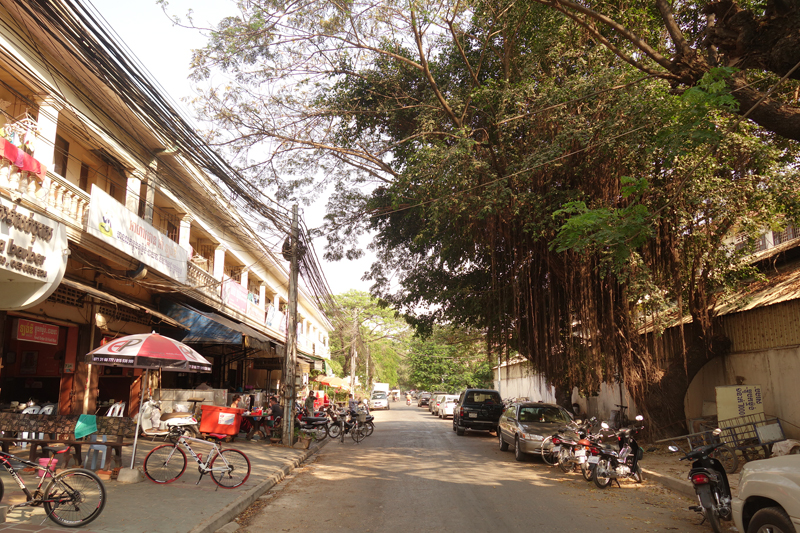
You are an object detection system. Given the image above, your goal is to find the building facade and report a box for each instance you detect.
[0,0,331,415]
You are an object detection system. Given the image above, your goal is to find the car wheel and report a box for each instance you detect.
[514,436,525,461]
[747,506,795,533]
[456,421,465,436]
[452,419,457,431]
[499,430,509,451]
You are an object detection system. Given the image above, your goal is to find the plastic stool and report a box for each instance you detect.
[84,435,108,471]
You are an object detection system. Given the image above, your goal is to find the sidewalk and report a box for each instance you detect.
[0,436,328,533]
[640,444,741,499]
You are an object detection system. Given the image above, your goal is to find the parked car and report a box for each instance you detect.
[370,391,389,410]
[497,402,572,461]
[438,395,459,419]
[417,392,432,407]
[733,454,800,533]
[453,389,503,435]
[429,392,446,414]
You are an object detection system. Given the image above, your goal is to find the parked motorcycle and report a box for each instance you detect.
[140,399,200,438]
[295,406,330,440]
[552,419,595,473]
[668,429,732,533]
[592,415,645,488]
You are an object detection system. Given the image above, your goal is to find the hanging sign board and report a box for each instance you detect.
[86,185,187,283]
[0,192,67,310]
[14,318,59,345]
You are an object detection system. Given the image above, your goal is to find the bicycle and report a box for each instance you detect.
[143,427,251,488]
[0,447,106,527]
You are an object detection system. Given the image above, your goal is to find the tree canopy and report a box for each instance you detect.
[405,326,493,392]
[183,0,800,431]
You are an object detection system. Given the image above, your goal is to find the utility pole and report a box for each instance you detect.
[349,311,358,392]
[282,205,299,446]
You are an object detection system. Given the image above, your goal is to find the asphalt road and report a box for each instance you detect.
[233,403,711,533]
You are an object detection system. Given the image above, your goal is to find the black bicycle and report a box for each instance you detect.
[0,447,106,527]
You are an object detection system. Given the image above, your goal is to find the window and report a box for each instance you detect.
[79,163,89,191]
[518,406,569,424]
[53,135,69,177]
[465,391,501,404]
[504,407,516,419]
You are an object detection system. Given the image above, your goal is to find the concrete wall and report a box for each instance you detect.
[493,360,556,403]
[494,360,640,422]
[685,346,800,439]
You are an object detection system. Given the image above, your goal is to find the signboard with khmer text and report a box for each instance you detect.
[0,193,67,310]
[716,384,764,422]
[86,185,187,283]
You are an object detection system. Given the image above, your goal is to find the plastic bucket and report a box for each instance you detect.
[37,457,52,477]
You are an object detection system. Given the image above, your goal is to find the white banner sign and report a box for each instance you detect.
[86,185,187,283]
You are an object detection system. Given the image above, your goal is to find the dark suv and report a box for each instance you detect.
[417,392,432,407]
[453,389,503,435]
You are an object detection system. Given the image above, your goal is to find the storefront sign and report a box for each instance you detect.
[15,318,59,345]
[86,185,188,283]
[0,193,67,310]
[246,300,265,324]
[221,277,248,313]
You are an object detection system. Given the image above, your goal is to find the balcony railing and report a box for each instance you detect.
[0,159,90,228]
[187,261,221,301]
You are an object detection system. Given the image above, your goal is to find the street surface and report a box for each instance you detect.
[233,404,712,533]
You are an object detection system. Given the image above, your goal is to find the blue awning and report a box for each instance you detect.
[160,301,276,352]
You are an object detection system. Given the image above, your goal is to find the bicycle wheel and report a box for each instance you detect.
[364,421,374,437]
[210,449,251,488]
[43,468,106,527]
[143,444,187,484]
[540,437,557,466]
[351,422,367,443]
[328,422,342,439]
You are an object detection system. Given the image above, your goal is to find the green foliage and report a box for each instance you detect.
[406,327,493,392]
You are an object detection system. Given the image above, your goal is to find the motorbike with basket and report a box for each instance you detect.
[592,415,645,488]
[668,429,733,533]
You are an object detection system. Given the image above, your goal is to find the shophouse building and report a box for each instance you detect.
[0,0,332,415]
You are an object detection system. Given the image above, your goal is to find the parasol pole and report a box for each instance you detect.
[130,368,148,469]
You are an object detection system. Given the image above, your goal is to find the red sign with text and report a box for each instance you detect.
[16,319,59,345]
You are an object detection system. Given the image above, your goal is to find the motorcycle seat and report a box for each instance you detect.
[161,412,192,421]
[301,416,328,423]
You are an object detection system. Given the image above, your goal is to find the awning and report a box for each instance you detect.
[61,278,187,330]
[160,301,276,352]
[299,352,326,371]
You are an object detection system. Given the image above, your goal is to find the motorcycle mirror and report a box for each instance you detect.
[667,445,679,452]
[713,428,722,436]
[601,422,609,429]
[635,415,644,421]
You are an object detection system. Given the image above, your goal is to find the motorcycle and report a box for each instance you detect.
[668,429,732,533]
[592,415,645,488]
[326,407,375,439]
[295,406,331,440]
[140,399,200,438]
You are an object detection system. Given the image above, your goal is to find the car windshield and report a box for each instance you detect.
[420,393,431,399]
[372,392,387,399]
[517,406,570,424]
[465,391,501,404]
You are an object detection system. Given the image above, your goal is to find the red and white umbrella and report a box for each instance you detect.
[87,333,211,373]
[85,333,211,469]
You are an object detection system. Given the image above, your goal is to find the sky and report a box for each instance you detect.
[88,0,375,296]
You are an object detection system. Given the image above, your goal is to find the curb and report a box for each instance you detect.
[643,467,695,498]
[189,438,330,533]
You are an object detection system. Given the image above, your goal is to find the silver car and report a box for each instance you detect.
[497,402,572,462]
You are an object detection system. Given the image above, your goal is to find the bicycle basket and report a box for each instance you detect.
[358,412,367,423]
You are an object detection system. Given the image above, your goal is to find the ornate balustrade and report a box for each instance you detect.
[187,261,221,301]
[0,161,89,228]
